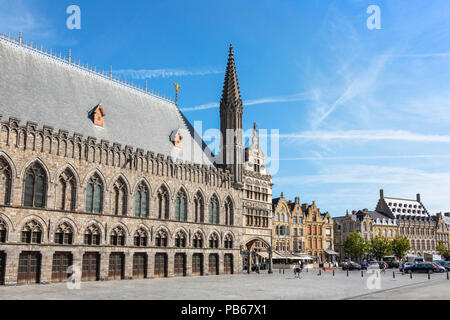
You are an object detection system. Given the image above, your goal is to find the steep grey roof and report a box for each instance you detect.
[0,36,214,165]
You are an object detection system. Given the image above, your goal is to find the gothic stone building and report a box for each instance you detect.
[0,35,270,285]
[376,190,449,256]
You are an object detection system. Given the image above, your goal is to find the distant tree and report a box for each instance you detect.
[437,241,450,260]
[369,236,392,261]
[391,237,411,261]
[343,232,367,262]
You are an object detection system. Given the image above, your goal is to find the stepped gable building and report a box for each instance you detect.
[242,123,273,269]
[376,189,448,256]
[0,34,272,285]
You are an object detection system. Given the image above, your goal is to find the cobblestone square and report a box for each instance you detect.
[0,270,448,300]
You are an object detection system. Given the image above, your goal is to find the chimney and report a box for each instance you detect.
[295,197,300,204]
[352,210,357,215]
[416,193,421,203]
[280,192,285,200]
[380,189,384,199]
[445,212,450,218]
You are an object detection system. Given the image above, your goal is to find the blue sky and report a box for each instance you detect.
[2,0,450,216]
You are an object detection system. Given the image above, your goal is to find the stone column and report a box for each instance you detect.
[167,252,174,277]
[147,251,154,279]
[268,246,273,274]
[99,251,109,281]
[124,250,133,280]
[186,252,192,277]
[3,247,19,285]
[39,248,54,284]
[218,252,224,275]
[247,250,252,274]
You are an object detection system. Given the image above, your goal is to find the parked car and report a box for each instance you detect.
[435,261,450,271]
[360,261,369,270]
[347,262,362,270]
[368,262,380,269]
[431,262,446,273]
[403,263,439,273]
[387,259,400,268]
[378,262,388,270]
[400,262,414,272]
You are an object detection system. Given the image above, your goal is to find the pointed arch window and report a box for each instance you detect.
[193,192,205,223]
[155,229,168,247]
[134,182,149,218]
[157,186,170,220]
[84,225,101,246]
[208,195,219,225]
[175,230,187,248]
[23,162,47,208]
[224,197,234,226]
[0,219,7,243]
[209,233,219,249]
[224,234,233,249]
[175,189,187,222]
[134,228,148,247]
[54,222,73,245]
[86,174,103,213]
[57,168,76,211]
[0,158,12,205]
[113,178,128,216]
[21,220,42,244]
[193,231,203,248]
[110,226,126,246]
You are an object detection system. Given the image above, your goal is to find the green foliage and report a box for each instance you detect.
[391,236,411,260]
[343,232,368,261]
[369,236,392,261]
[437,241,450,260]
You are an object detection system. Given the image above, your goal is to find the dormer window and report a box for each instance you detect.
[89,104,105,127]
[170,129,183,148]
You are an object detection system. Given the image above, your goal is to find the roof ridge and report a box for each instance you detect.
[0,33,175,105]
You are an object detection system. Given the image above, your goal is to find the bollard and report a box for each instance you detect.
[307,267,308,273]
[318,269,321,276]
[347,270,349,277]
[410,271,413,279]
[279,269,281,274]
[361,270,364,278]
[393,271,395,279]
[447,272,449,280]
[283,269,285,275]
[428,272,431,280]
[402,269,405,276]
[333,269,335,277]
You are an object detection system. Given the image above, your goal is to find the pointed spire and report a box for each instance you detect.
[220,43,243,111]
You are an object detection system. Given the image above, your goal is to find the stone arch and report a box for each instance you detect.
[153,181,172,200]
[245,237,271,250]
[154,225,171,239]
[82,168,107,188]
[135,223,151,236]
[108,173,132,194]
[132,177,152,197]
[108,222,131,237]
[207,191,222,208]
[20,157,51,183]
[53,163,81,187]
[0,151,17,179]
[18,215,47,242]
[52,217,79,236]
[82,219,105,237]
[174,184,191,203]
[0,212,14,233]
[192,228,207,240]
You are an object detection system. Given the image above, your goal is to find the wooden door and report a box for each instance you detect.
[192,254,203,276]
[108,253,124,280]
[0,252,5,285]
[208,254,219,275]
[82,253,99,281]
[133,253,147,279]
[174,253,186,277]
[224,254,233,274]
[154,253,167,278]
[17,252,41,284]
[52,253,72,283]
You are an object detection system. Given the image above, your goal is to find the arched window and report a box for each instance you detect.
[134,228,148,247]
[224,234,233,249]
[113,178,127,216]
[175,230,187,248]
[21,220,42,244]
[155,229,168,247]
[193,192,205,223]
[193,231,203,248]
[84,225,101,246]
[224,197,234,226]
[175,189,187,222]
[23,162,47,208]
[209,233,219,249]
[57,168,76,211]
[0,219,7,243]
[110,226,126,246]
[157,186,169,220]
[54,222,73,245]
[134,182,149,218]
[208,195,219,225]
[86,174,103,213]
[0,158,12,205]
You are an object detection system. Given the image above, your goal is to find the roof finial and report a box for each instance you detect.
[19,30,23,45]
[68,49,72,63]
[145,80,148,93]
[229,43,234,57]
[174,83,180,105]
[110,66,113,79]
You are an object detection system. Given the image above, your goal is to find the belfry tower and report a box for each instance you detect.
[220,44,244,187]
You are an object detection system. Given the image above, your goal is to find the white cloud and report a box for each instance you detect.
[114,68,222,79]
[279,130,450,143]
[180,92,310,112]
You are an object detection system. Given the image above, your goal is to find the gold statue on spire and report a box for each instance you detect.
[174,82,181,105]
